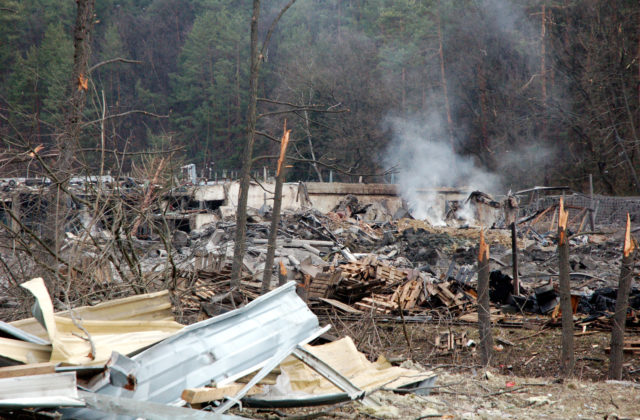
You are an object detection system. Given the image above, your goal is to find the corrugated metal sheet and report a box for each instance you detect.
[69,281,326,419]
[0,321,49,345]
[10,289,175,339]
[0,372,84,408]
[78,391,247,419]
[6,278,183,366]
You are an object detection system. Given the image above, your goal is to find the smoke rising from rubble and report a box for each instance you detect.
[382,0,557,223]
[384,115,501,225]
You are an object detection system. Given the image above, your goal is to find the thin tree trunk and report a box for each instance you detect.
[511,222,519,295]
[401,66,406,112]
[540,4,547,111]
[45,0,96,250]
[557,198,575,377]
[231,0,297,285]
[261,125,291,293]
[540,5,549,182]
[303,100,323,181]
[231,0,262,286]
[477,230,493,367]
[478,61,489,151]
[609,214,635,380]
[60,0,96,176]
[436,7,454,152]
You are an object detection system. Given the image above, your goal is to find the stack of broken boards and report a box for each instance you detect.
[175,263,260,314]
[307,255,475,315]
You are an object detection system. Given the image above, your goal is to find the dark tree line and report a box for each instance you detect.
[0,0,638,193]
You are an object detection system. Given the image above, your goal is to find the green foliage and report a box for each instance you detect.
[1,0,639,192]
[38,23,73,124]
[171,2,250,167]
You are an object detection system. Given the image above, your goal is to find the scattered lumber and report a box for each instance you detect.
[317,298,363,314]
[391,279,424,310]
[307,269,342,299]
[434,331,469,354]
[605,340,640,355]
[354,294,398,314]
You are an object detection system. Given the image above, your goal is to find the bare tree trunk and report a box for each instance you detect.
[477,230,493,367]
[477,62,490,151]
[609,214,635,380]
[557,198,575,377]
[231,0,297,285]
[511,222,519,295]
[540,5,549,182]
[436,7,454,152]
[303,95,323,182]
[540,4,547,111]
[45,0,96,250]
[231,0,262,286]
[261,125,290,293]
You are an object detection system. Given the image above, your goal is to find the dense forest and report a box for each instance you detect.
[0,0,638,195]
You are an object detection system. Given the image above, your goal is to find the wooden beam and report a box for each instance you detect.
[181,383,264,404]
[0,362,55,379]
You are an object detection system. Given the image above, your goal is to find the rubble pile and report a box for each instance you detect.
[123,193,637,333]
[1,185,640,417]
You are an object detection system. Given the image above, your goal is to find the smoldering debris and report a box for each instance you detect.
[1,180,640,417]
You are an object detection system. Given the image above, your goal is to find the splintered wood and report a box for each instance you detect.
[175,264,257,313]
[434,331,469,354]
[624,213,635,257]
[392,279,423,310]
[340,255,409,285]
[333,256,409,304]
[355,294,399,314]
[425,281,469,308]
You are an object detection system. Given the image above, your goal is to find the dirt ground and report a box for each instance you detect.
[230,319,640,419]
[238,373,640,419]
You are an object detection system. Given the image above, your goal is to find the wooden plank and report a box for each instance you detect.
[354,302,392,314]
[181,383,264,404]
[359,297,397,309]
[318,298,363,314]
[0,362,56,379]
[404,282,423,309]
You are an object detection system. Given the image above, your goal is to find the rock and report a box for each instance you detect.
[219,205,236,219]
[526,396,552,406]
[393,207,411,220]
[359,405,400,419]
[172,230,189,248]
[420,407,441,417]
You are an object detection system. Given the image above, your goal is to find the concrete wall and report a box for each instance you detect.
[188,181,472,220]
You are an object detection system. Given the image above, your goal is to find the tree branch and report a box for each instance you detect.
[88,58,143,74]
[258,106,348,120]
[258,97,322,107]
[255,130,281,143]
[83,110,169,126]
[77,146,184,156]
[260,0,297,57]
[290,157,392,178]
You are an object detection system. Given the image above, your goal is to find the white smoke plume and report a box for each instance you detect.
[384,114,502,225]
